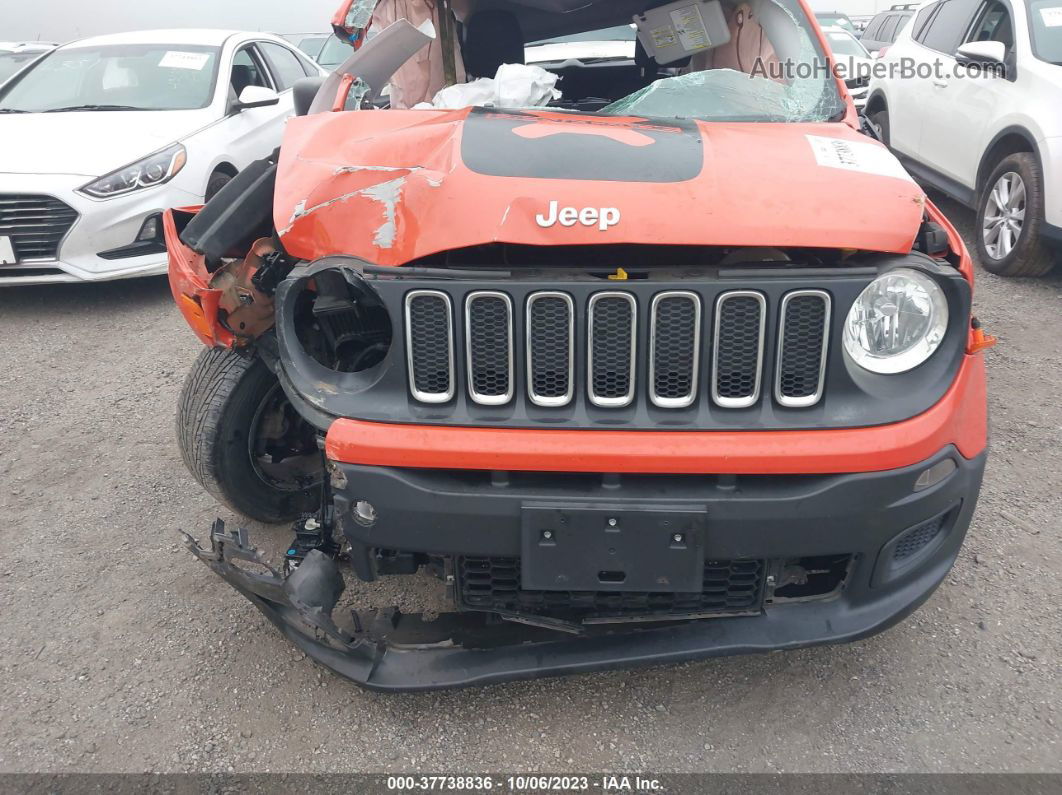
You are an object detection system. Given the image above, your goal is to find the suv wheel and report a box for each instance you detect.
[976,153,1057,277]
[177,347,323,524]
[869,109,890,147]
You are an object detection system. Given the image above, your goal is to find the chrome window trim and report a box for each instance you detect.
[775,289,831,409]
[649,290,702,409]
[587,291,637,409]
[465,290,515,406]
[526,291,575,408]
[711,290,767,409]
[404,289,455,404]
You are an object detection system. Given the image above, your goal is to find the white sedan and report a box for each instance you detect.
[0,29,324,286]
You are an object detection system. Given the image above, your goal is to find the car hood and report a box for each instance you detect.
[275,107,925,266]
[0,109,213,177]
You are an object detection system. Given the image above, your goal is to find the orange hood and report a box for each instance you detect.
[275,107,926,266]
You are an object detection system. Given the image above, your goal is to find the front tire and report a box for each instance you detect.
[177,347,322,524]
[870,109,890,148]
[205,170,234,202]
[975,153,1057,277]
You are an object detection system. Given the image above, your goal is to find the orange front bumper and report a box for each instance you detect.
[325,354,987,476]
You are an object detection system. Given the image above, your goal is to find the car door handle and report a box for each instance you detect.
[932,78,948,88]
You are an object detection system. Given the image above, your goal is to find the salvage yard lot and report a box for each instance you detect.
[0,195,1059,773]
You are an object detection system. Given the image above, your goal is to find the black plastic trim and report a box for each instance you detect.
[274,255,972,433]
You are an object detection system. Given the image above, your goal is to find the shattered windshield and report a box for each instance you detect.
[602,0,846,122]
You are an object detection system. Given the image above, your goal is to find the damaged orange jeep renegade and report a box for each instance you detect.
[167,0,992,690]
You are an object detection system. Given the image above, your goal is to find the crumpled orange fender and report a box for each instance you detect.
[164,208,236,348]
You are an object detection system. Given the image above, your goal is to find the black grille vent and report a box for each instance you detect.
[777,291,830,406]
[0,195,78,261]
[713,292,765,406]
[893,515,946,561]
[466,293,512,404]
[459,557,765,619]
[589,293,636,406]
[651,292,700,407]
[528,293,573,405]
[405,291,453,402]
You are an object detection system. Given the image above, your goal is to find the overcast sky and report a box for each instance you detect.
[3,0,340,43]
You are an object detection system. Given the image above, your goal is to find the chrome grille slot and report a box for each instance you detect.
[712,291,767,408]
[588,292,636,408]
[0,194,78,261]
[405,290,455,403]
[650,291,701,408]
[776,290,831,408]
[465,291,514,405]
[527,292,574,407]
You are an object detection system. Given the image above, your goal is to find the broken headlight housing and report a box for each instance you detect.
[842,268,949,374]
[80,144,187,199]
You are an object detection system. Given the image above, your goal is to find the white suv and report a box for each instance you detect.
[865,0,1062,276]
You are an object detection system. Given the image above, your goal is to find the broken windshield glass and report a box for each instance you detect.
[602,0,845,122]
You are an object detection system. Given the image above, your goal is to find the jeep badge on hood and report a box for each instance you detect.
[535,201,621,231]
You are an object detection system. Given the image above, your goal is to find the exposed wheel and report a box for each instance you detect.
[177,347,322,524]
[205,170,234,202]
[870,109,890,147]
[976,153,1057,277]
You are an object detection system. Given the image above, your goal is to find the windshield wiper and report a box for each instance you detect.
[0,108,30,114]
[43,104,149,113]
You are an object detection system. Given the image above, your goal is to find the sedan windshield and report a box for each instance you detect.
[1027,0,1062,63]
[0,44,220,112]
[825,29,870,57]
[0,52,47,84]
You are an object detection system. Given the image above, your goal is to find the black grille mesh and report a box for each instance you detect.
[0,195,78,261]
[653,295,698,402]
[590,296,634,401]
[459,557,764,618]
[779,294,828,401]
[715,295,764,401]
[407,294,452,397]
[528,296,572,402]
[893,515,946,561]
[467,295,511,399]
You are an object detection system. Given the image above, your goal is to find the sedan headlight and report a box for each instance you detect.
[80,144,187,199]
[843,268,948,374]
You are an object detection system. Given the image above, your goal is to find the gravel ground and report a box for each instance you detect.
[0,194,1059,774]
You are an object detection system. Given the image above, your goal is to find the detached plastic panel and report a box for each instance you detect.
[633,0,731,64]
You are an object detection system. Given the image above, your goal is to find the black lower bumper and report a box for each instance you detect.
[188,446,985,691]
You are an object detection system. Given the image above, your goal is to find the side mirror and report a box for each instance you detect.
[956,40,1006,65]
[293,76,326,116]
[235,85,281,111]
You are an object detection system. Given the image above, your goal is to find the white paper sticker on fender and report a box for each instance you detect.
[806,135,914,182]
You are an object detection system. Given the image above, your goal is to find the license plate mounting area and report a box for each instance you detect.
[520,503,707,593]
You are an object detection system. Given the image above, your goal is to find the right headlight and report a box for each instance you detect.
[843,268,949,374]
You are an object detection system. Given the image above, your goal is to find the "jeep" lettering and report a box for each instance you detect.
[535,201,620,231]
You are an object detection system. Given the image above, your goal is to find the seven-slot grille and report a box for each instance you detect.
[404,289,831,410]
[0,195,78,261]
